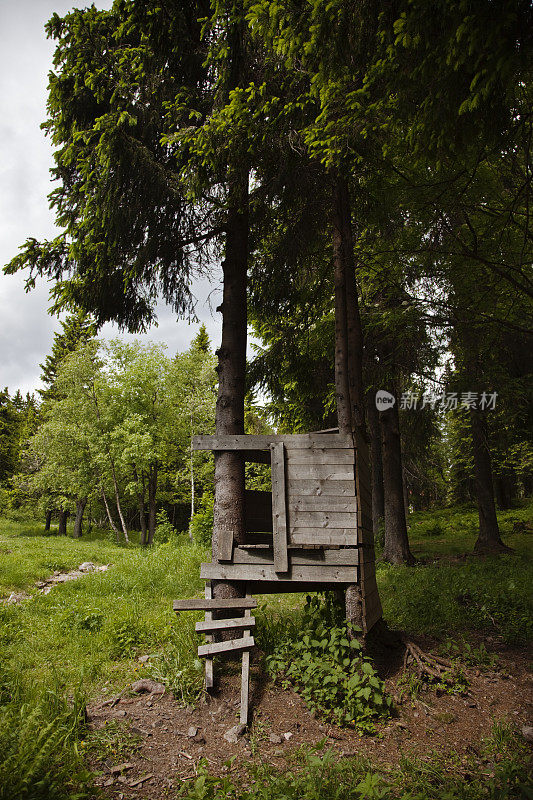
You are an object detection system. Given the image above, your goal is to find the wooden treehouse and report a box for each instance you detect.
[174,429,382,725]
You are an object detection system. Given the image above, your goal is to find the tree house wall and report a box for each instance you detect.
[193,432,382,633]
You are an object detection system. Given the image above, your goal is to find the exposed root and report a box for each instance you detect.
[403,640,454,679]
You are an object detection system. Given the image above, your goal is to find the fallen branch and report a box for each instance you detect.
[403,640,454,679]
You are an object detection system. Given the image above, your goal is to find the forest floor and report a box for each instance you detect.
[0,502,532,799]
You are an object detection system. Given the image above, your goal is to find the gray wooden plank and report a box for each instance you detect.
[286,464,355,481]
[240,609,252,725]
[218,529,234,562]
[289,528,357,546]
[204,582,213,690]
[200,562,357,583]
[193,434,353,451]
[289,511,358,529]
[173,597,257,611]
[198,636,255,658]
[286,449,355,465]
[233,546,359,566]
[288,495,357,513]
[271,442,288,573]
[287,479,355,497]
[196,617,256,633]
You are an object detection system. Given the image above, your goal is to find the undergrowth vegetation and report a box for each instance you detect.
[265,594,392,731]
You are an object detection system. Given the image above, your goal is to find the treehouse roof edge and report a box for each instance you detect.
[192,433,354,451]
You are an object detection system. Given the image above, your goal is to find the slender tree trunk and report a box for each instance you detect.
[73,498,87,538]
[44,509,52,532]
[58,510,69,536]
[189,411,195,542]
[134,468,147,545]
[471,409,509,553]
[380,394,415,565]
[147,465,157,545]
[367,395,384,540]
[212,170,249,603]
[100,482,120,543]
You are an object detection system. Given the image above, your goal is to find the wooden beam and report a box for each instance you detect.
[196,616,256,633]
[200,562,358,583]
[286,464,355,481]
[288,495,357,513]
[204,582,214,690]
[233,546,359,566]
[290,529,357,546]
[193,433,353,451]
[289,511,358,529]
[173,597,257,612]
[240,609,252,725]
[286,449,355,465]
[218,529,234,562]
[198,636,255,658]
[271,442,288,573]
[287,479,355,496]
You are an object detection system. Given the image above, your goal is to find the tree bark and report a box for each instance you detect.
[212,170,249,603]
[134,468,148,545]
[380,394,415,565]
[367,395,385,540]
[147,465,157,545]
[471,409,509,553]
[44,509,52,532]
[332,175,366,631]
[100,482,120,543]
[58,510,69,536]
[73,498,87,538]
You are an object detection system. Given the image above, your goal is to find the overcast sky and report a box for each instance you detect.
[0,0,224,397]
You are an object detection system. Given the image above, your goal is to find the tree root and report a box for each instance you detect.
[403,639,454,679]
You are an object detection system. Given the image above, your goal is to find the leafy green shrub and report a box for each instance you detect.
[154,508,178,543]
[266,595,392,732]
[189,492,214,547]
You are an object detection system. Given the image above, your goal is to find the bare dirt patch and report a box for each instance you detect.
[87,640,533,799]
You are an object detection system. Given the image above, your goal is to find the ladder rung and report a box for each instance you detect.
[196,617,256,634]
[198,636,255,658]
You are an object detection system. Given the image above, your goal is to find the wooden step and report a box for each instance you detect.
[195,617,256,634]
[198,636,255,658]
[173,597,257,612]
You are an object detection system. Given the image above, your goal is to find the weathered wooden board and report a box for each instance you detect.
[200,562,357,583]
[196,616,256,633]
[193,434,353,451]
[289,511,358,529]
[173,597,257,612]
[240,609,252,725]
[286,449,355,465]
[286,464,355,481]
[271,442,288,572]
[204,582,214,690]
[198,636,255,658]
[289,529,357,546]
[288,495,357,513]
[218,529,234,562]
[232,547,359,566]
[362,587,382,633]
[287,479,355,497]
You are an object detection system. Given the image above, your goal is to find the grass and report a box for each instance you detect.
[0,499,531,798]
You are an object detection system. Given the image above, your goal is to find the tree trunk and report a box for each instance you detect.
[380,394,415,565]
[189,415,195,542]
[367,394,384,540]
[58,510,69,536]
[44,509,52,532]
[100,483,120,543]
[73,498,87,538]
[134,468,148,545]
[332,175,366,631]
[147,465,157,545]
[212,170,249,604]
[471,409,509,553]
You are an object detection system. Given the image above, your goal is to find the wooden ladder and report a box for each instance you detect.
[173,583,257,725]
